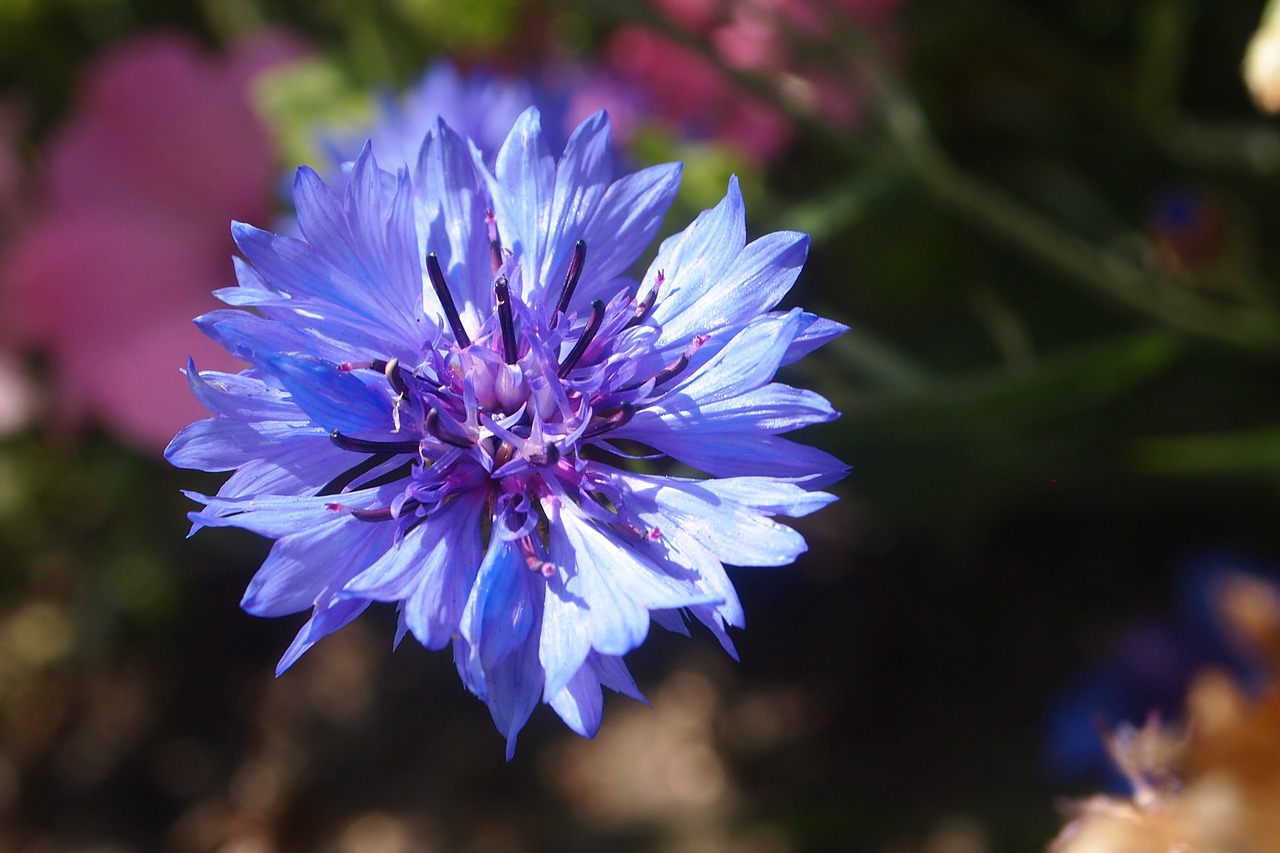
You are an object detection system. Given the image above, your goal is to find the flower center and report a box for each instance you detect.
[325,237,700,555]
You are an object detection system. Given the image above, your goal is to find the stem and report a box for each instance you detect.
[872,69,1280,354]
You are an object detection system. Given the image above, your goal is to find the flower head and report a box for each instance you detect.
[169,107,846,756]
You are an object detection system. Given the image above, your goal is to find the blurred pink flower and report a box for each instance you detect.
[0,30,307,451]
[608,0,904,163]
[0,98,27,238]
[608,26,793,163]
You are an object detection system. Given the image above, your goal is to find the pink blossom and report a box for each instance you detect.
[0,98,27,239]
[608,0,904,163]
[0,30,307,451]
[608,26,793,163]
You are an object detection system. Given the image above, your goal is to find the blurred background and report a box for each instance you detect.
[3,0,1280,850]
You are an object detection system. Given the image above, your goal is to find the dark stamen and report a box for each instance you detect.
[626,271,663,328]
[494,277,519,365]
[426,253,471,347]
[524,441,560,467]
[582,402,635,439]
[558,300,605,378]
[620,335,704,392]
[327,498,420,523]
[384,357,410,398]
[549,240,587,330]
[330,430,421,455]
[426,409,475,448]
[487,210,503,275]
[650,352,691,387]
[319,452,394,495]
[352,506,395,522]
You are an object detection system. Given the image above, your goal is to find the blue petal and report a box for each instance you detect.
[258,353,394,437]
[618,430,849,486]
[549,500,719,657]
[296,148,423,342]
[653,227,810,347]
[459,533,535,673]
[345,490,488,651]
[540,111,612,295]
[180,363,292,419]
[482,630,545,761]
[782,313,848,366]
[415,118,491,332]
[241,510,398,618]
[620,312,839,438]
[547,661,603,738]
[575,163,683,306]
[640,175,745,329]
[213,437,349,498]
[591,653,646,703]
[187,485,399,538]
[276,596,370,674]
[485,107,555,294]
[231,223,399,343]
[540,568,592,700]
[614,471,835,568]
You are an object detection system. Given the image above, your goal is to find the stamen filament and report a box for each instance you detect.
[319,452,395,495]
[557,300,605,377]
[582,402,635,439]
[549,240,587,330]
[627,271,663,328]
[487,210,503,275]
[426,409,475,448]
[494,277,519,364]
[426,252,471,347]
[384,357,410,398]
[330,430,421,454]
[620,334,706,392]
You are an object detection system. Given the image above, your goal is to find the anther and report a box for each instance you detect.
[558,299,605,378]
[487,211,503,275]
[581,402,635,439]
[627,271,663,328]
[326,502,408,523]
[519,536,555,575]
[383,357,410,398]
[351,506,396,522]
[426,252,471,347]
[549,240,587,330]
[494,277,519,365]
[620,334,706,392]
[524,441,561,467]
[339,360,378,372]
[330,430,421,454]
[426,409,475,448]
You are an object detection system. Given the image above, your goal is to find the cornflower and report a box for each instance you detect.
[169,107,846,756]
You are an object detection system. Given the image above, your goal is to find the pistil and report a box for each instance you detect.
[426,252,471,347]
[330,430,421,454]
[487,210,503,275]
[582,403,635,438]
[558,299,605,377]
[549,240,587,329]
[494,277,519,364]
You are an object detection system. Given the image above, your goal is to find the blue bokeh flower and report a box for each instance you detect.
[168,107,847,756]
[323,61,560,176]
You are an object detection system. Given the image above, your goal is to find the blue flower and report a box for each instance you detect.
[323,62,555,177]
[168,107,847,757]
